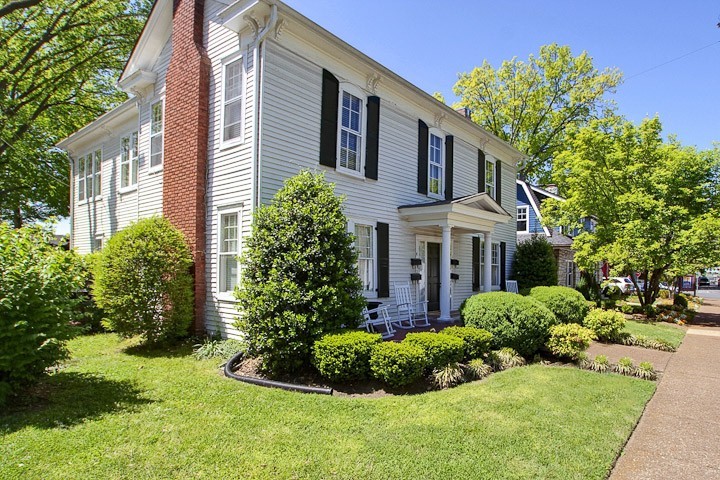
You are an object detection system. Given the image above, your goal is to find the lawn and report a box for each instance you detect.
[1,334,655,480]
[623,319,687,348]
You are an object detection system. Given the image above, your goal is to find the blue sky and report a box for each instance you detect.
[285,0,719,149]
[55,1,719,235]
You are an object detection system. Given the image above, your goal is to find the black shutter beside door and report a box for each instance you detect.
[377,222,390,298]
[500,241,507,290]
[472,236,480,291]
[445,135,454,200]
[365,96,380,180]
[319,69,339,168]
[417,120,429,194]
[478,149,486,193]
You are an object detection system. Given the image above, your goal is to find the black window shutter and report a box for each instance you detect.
[365,96,380,180]
[319,69,339,168]
[495,160,502,205]
[376,222,390,298]
[478,149,486,193]
[472,236,480,291]
[417,120,429,194]
[500,241,507,290]
[445,135,454,200]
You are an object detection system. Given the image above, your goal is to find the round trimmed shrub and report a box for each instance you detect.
[546,323,596,359]
[235,171,366,375]
[460,292,557,357]
[673,293,688,309]
[403,332,464,370]
[439,326,493,360]
[529,286,590,324]
[312,331,382,382]
[92,217,194,344]
[0,225,85,404]
[369,342,426,387]
[583,308,625,342]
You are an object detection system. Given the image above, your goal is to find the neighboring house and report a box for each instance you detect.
[516,180,594,288]
[58,0,524,337]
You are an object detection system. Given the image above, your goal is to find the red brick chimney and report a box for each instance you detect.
[163,0,211,334]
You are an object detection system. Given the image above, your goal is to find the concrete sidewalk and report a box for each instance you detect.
[611,298,720,480]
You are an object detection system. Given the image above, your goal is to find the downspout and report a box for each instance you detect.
[68,154,74,249]
[250,2,277,209]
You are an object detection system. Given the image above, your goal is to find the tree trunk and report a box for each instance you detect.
[12,206,22,228]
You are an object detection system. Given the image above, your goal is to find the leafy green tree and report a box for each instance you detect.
[544,116,720,306]
[92,217,194,344]
[512,235,558,290]
[0,0,149,226]
[453,44,622,181]
[0,224,85,405]
[235,171,366,376]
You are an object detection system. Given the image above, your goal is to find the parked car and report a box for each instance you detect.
[607,277,635,294]
[698,276,710,287]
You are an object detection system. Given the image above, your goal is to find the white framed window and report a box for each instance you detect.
[77,150,101,202]
[480,241,501,287]
[337,85,365,175]
[517,206,528,232]
[428,131,444,198]
[149,100,164,169]
[120,132,139,190]
[355,223,375,293]
[485,157,496,199]
[94,236,103,252]
[222,54,243,144]
[567,261,576,288]
[218,210,241,295]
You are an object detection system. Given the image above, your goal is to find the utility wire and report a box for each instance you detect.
[625,40,720,81]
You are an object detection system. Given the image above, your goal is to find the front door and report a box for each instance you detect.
[427,242,441,311]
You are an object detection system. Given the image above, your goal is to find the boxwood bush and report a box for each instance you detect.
[460,292,557,357]
[529,286,589,324]
[439,326,493,360]
[0,225,86,405]
[92,217,194,344]
[369,342,426,387]
[546,323,596,359]
[312,331,382,382]
[403,332,464,370]
[583,309,626,342]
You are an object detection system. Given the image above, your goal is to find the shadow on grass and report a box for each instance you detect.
[122,341,194,359]
[0,372,152,434]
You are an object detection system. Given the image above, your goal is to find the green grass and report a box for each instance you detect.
[623,319,687,348]
[1,334,655,480]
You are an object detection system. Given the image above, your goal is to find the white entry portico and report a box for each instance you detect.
[399,193,512,321]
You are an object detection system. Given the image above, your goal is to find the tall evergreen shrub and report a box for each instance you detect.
[512,235,558,289]
[235,171,365,375]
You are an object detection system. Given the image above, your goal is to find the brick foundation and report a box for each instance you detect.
[163,0,211,334]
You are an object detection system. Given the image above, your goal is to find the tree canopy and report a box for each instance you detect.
[0,0,149,226]
[453,44,622,181]
[543,116,720,306]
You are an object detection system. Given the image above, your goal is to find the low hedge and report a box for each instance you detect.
[583,309,625,342]
[403,332,464,370]
[529,286,589,324]
[312,331,382,382]
[369,342,426,387]
[460,292,557,357]
[546,323,596,360]
[439,326,493,360]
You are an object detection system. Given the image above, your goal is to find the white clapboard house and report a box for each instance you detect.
[58,0,524,337]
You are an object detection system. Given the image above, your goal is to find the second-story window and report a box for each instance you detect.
[338,90,363,173]
[150,100,163,169]
[78,150,101,202]
[485,157,496,199]
[223,57,243,143]
[517,206,528,232]
[428,133,444,197]
[120,132,138,189]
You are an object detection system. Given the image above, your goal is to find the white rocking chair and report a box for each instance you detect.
[505,280,519,294]
[393,282,430,329]
[360,305,395,339]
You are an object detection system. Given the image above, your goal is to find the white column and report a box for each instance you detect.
[439,225,452,321]
[483,231,493,292]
